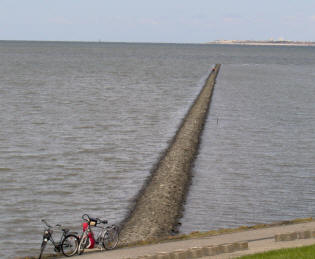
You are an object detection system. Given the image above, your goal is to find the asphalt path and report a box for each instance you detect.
[71,220,315,259]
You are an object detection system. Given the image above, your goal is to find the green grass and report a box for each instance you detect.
[237,245,315,259]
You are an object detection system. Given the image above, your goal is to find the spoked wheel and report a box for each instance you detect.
[77,235,89,255]
[38,240,47,259]
[61,234,79,257]
[103,225,119,250]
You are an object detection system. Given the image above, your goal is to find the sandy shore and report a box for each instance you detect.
[208,40,315,47]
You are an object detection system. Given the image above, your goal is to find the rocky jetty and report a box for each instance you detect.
[119,64,221,244]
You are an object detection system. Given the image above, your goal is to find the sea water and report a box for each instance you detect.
[0,41,314,258]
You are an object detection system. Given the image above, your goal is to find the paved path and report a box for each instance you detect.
[71,220,315,258]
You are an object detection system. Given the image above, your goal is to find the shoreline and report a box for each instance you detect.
[119,217,314,248]
[208,40,315,47]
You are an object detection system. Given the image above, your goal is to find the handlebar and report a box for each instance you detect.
[96,218,108,225]
[41,219,52,228]
[81,214,108,225]
[82,214,90,221]
[41,219,66,231]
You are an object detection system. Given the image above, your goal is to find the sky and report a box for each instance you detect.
[1,0,315,43]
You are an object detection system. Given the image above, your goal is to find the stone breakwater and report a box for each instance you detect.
[119,64,221,244]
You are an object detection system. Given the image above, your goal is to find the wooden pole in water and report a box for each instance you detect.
[119,64,221,244]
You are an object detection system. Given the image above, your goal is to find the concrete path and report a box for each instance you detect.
[71,220,315,259]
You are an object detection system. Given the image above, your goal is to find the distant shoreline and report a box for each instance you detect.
[208,40,315,47]
[2,39,314,46]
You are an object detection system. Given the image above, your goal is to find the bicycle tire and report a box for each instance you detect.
[103,225,119,250]
[38,240,47,259]
[77,234,89,255]
[61,234,79,257]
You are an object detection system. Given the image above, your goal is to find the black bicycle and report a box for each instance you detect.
[38,219,79,259]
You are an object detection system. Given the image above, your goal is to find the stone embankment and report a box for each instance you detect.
[119,65,221,245]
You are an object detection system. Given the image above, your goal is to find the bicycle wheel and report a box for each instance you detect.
[61,234,79,257]
[38,240,47,259]
[77,234,89,255]
[103,225,119,250]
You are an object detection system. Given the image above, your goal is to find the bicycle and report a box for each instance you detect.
[38,219,79,259]
[77,214,119,255]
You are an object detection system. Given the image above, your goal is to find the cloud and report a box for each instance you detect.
[282,15,315,24]
[222,14,244,24]
[284,16,298,22]
[139,18,160,26]
[49,17,73,25]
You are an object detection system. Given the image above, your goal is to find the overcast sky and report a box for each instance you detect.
[1,0,315,43]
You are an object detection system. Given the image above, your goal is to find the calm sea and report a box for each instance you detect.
[0,41,314,258]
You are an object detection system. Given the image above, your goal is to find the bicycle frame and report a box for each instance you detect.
[40,220,66,252]
[93,225,108,249]
[77,219,95,254]
[43,230,66,252]
[78,214,118,254]
[39,219,79,259]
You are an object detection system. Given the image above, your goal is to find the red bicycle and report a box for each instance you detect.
[77,214,119,255]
